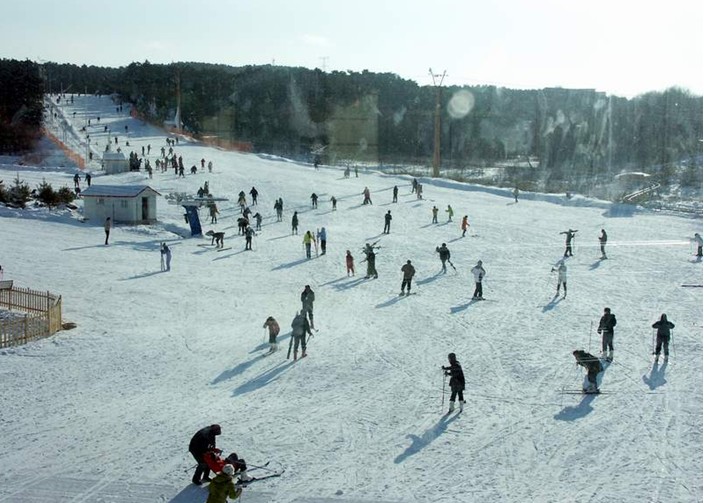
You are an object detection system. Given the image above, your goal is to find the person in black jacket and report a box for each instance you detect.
[573,350,603,393]
[436,243,451,273]
[442,353,466,413]
[652,314,675,361]
[189,424,222,485]
[597,307,617,361]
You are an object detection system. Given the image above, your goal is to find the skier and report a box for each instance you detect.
[209,203,219,224]
[513,187,519,203]
[362,243,379,279]
[317,227,327,255]
[200,158,205,170]
[597,307,617,361]
[303,230,314,258]
[436,243,451,273]
[411,178,418,194]
[311,192,318,208]
[244,226,255,251]
[392,185,398,203]
[346,250,355,276]
[432,206,438,224]
[383,210,392,234]
[330,196,337,211]
[572,350,603,393]
[652,314,675,362]
[249,187,258,205]
[599,229,608,259]
[237,217,249,236]
[442,353,466,412]
[470,260,486,300]
[73,173,80,188]
[291,211,299,235]
[400,260,416,295]
[263,316,280,353]
[362,187,372,205]
[189,424,222,485]
[551,260,567,297]
[208,161,213,173]
[416,183,423,200]
[445,205,454,222]
[290,311,312,360]
[161,242,172,271]
[560,229,578,257]
[253,212,262,231]
[693,233,703,259]
[104,217,111,245]
[300,285,315,328]
[461,215,469,237]
[206,464,242,503]
[85,172,92,186]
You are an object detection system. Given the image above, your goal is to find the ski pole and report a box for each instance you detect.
[671,328,675,360]
[588,321,593,353]
[651,328,656,355]
[441,370,446,413]
[286,332,294,359]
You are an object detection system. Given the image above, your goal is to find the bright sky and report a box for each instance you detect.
[4,0,703,97]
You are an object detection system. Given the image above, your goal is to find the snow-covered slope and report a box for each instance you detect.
[0,95,701,503]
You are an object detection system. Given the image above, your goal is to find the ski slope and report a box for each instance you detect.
[0,95,701,503]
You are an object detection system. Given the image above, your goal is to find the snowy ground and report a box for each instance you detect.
[0,95,702,503]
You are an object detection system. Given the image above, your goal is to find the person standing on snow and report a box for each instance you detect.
[445,205,454,222]
[209,203,219,224]
[400,260,416,295]
[362,243,379,279]
[551,260,567,297]
[652,314,675,362]
[442,353,466,412]
[572,350,603,393]
[189,424,222,485]
[249,186,258,205]
[104,217,112,245]
[330,196,337,211]
[290,311,312,360]
[432,206,439,224]
[263,316,280,353]
[253,212,262,231]
[303,230,314,258]
[560,229,578,257]
[362,187,372,205]
[317,227,327,255]
[598,229,608,259]
[597,307,617,361]
[383,210,392,234]
[346,250,355,276]
[301,284,315,328]
[291,211,299,235]
[471,260,486,300]
[693,233,703,259]
[244,226,255,251]
[461,215,469,237]
[161,242,172,271]
[310,192,319,208]
[436,243,451,273]
[392,185,398,203]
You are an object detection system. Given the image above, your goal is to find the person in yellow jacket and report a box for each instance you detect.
[303,230,314,259]
[206,464,242,503]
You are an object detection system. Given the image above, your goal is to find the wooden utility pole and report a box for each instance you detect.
[429,69,446,178]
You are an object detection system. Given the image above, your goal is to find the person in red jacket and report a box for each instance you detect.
[203,450,252,482]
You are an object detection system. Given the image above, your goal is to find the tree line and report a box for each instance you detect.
[3,59,702,193]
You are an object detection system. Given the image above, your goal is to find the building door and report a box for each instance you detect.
[142,197,149,221]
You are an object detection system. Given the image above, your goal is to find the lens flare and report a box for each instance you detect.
[447,90,475,119]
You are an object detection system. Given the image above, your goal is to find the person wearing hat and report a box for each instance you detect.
[206,463,242,503]
[400,259,416,296]
[471,260,486,300]
[442,353,466,412]
[189,424,222,485]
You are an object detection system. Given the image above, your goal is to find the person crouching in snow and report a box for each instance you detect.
[206,464,242,503]
[263,316,280,353]
[442,353,466,412]
[572,350,603,393]
[203,450,253,483]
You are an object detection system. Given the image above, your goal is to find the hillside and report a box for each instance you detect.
[0,95,701,503]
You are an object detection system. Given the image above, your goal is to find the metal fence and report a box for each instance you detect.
[0,285,62,348]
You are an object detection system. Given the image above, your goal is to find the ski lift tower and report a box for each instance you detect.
[166,193,228,237]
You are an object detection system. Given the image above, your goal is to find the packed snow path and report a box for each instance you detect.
[0,95,701,502]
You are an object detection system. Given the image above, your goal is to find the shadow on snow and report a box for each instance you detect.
[394,413,461,464]
[642,360,668,390]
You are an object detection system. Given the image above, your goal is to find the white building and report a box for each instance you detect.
[102,152,129,174]
[81,185,160,224]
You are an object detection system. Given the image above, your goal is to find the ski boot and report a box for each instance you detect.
[459,400,465,411]
[448,401,455,414]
